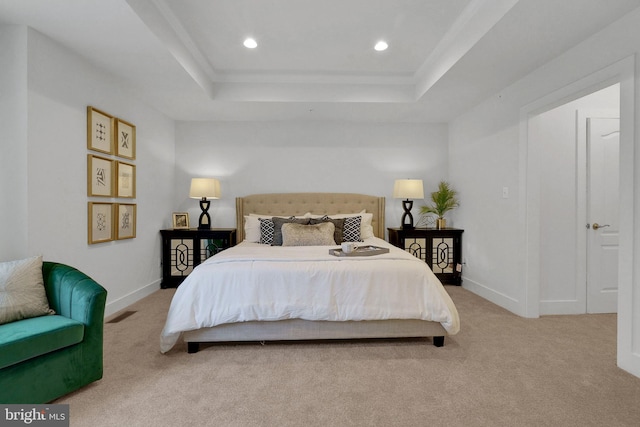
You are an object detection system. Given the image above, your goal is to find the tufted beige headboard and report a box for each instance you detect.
[236,193,385,242]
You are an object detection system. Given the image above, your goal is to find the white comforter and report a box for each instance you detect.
[160,237,460,353]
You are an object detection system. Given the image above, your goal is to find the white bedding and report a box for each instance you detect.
[160,237,460,353]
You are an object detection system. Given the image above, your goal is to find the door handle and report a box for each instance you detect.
[592,223,610,230]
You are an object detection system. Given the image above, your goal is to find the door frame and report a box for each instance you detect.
[518,55,637,375]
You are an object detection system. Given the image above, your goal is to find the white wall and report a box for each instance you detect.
[0,28,177,316]
[174,121,449,232]
[0,25,28,260]
[449,9,640,377]
[530,85,619,315]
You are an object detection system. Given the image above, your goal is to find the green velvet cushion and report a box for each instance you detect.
[0,315,84,369]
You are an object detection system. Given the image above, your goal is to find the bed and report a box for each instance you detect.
[160,193,460,353]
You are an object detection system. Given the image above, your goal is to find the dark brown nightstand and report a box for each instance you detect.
[388,227,464,285]
[160,228,236,288]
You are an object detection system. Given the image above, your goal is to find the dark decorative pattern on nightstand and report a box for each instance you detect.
[160,228,236,288]
[388,227,464,285]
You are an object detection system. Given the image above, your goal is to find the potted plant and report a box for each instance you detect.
[420,181,459,229]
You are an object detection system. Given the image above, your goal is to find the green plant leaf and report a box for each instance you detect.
[419,181,459,218]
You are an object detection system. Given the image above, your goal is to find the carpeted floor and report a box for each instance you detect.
[57,286,640,427]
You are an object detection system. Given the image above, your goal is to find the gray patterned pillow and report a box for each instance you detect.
[342,216,363,242]
[309,216,345,244]
[258,218,276,244]
[281,222,336,246]
[0,256,54,325]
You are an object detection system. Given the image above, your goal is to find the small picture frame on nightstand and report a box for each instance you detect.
[172,212,189,229]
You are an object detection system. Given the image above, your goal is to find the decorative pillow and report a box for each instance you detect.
[246,215,284,243]
[247,213,310,243]
[258,218,277,245]
[281,222,336,246]
[309,216,345,244]
[271,217,311,246]
[312,210,373,239]
[258,216,306,245]
[342,216,363,242]
[0,256,54,325]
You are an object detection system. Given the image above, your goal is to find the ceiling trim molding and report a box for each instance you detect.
[126,0,218,97]
[216,71,415,86]
[127,0,418,99]
[413,0,521,100]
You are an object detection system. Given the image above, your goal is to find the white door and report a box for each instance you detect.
[586,117,619,313]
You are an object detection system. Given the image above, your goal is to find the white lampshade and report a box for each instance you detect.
[393,179,424,199]
[189,178,221,199]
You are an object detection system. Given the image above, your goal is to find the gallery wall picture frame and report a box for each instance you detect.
[172,212,190,229]
[115,118,136,160]
[87,154,114,197]
[116,203,136,240]
[116,161,136,198]
[87,106,114,154]
[88,202,114,244]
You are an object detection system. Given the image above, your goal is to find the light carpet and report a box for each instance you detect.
[57,286,640,426]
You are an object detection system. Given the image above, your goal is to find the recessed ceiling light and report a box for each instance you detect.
[374,41,388,51]
[243,38,258,49]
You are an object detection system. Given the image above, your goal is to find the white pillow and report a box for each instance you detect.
[0,256,54,325]
[243,215,262,242]
[360,212,374,239]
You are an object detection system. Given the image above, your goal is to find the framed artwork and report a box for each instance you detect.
[87,155,114,197]
[116,203,136,240]
[116,118,136,159]
[87,106,114,154]
[172,212,190,229]
[116,161,136,198]
[88,202,114,244]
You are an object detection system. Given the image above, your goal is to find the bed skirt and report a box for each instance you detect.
[183,318,447,352]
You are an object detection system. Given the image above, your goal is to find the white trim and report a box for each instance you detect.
[462,278,521,315]
[539,299,583,316]
[519,110,538,317]
[519,56,634,319]
[616,54,638,377]
[104,279,160,318]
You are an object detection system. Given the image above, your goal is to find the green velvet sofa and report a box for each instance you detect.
[0,262,107,403]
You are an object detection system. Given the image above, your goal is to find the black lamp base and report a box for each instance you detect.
[198,198,211,230]
[401,199,414,229]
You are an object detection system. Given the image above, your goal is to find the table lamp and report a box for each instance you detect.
[189,178,221,230]
[393,179,424,229]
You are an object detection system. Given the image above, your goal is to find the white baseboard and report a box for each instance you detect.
[461,276,525,316]
[104,279,161,318]
[539,299,584,315]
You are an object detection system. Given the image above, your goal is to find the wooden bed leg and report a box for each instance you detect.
[187,342,200,354]
[433,336,444,347]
